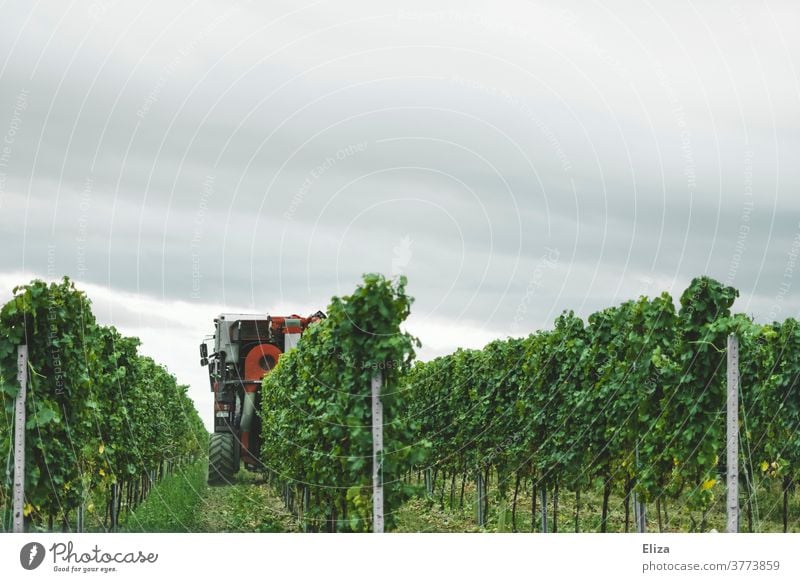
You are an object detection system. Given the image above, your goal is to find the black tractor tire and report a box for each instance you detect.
[208,432,239,485]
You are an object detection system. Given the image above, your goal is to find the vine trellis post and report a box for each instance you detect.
[371,371,384,533]
[633,443,646,533]
[13,345,28,533]
[727,334,739,533]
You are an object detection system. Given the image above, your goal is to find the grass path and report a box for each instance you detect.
[120,463,297,533]
[194,471,299,533]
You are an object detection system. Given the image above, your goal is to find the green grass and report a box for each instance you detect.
[393,497,480,532]
[194,471,299,533]
[119,464,298,533]
[121,461,207,532]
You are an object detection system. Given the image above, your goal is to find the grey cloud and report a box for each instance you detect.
[2,0,799,340]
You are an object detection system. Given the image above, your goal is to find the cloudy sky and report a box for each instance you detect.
[1,0,798,427]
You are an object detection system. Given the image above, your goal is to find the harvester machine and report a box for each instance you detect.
[200,311,325,485]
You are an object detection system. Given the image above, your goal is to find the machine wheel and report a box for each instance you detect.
[208,432,239,485]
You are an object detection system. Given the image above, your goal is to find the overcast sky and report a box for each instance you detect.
[1,0,798,427]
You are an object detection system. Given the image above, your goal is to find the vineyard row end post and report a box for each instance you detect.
[727,333,739,533]
[371,371,384,533]
[13,345,28,533]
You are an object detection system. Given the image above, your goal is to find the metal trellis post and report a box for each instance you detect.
[371,372,384,533]
[13,345,28,533]
[727,334,739,533]
[634,444,646,532]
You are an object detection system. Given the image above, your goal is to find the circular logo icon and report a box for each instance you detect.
[20,542,46,570]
